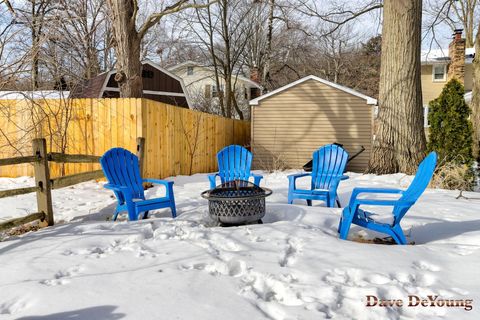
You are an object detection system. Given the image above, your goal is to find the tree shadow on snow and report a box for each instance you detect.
[410,219,480,244]
[15,305,125,320]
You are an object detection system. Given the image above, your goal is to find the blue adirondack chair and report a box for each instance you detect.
[208,145,263,189]
[100,148,176,221]
[288,144,349,207]
[338,152,438,245]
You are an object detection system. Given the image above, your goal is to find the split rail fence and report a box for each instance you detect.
[0,137,146,232]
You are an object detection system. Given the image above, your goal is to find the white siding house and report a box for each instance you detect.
[168,61,261,109]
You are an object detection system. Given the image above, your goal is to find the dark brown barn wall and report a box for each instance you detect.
[106,64,184,94]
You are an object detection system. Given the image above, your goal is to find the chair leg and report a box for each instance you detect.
[391,225,407,245]
[339,208,354,240]
[142,211,149,219]
[112,210,119,221]
[336,198,342,208]
[306,199,312,206]
[170,201,177,218]
[287,193,294,204]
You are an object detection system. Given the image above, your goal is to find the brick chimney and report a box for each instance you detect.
[448,29,466,83]
[250,66,260,83]
[249,66,261,99]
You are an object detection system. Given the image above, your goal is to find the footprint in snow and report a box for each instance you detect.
[179,259,247,277]
[0,298,29,315]
[413,260,441,272]
[40,265,84,286]
[279,237,304,268]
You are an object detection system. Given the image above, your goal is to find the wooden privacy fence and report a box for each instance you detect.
[0,98,250,178]
[0,137,146,231]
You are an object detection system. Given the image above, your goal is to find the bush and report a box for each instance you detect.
[427,79,474,166]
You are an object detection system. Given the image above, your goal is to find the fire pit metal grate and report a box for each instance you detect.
[201,180,272,225]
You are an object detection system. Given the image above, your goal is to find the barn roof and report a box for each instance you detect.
[70,60,192,107]
[249,75,377,106]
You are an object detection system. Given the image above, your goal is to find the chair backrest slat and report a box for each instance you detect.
[400,152,437,203]
[311,144,349,190]
[100,148,145,200]
[217,145,252,184]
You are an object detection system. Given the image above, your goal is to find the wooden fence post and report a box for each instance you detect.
[33,138,54,226]
[137,137,145,176]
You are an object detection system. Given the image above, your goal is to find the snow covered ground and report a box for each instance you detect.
[0,171,479,319]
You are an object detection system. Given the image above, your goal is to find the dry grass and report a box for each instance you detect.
[0,219,48,241]
[351,236,415,245]
[430,159,475,191]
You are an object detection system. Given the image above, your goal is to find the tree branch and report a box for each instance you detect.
[138,0,217,40]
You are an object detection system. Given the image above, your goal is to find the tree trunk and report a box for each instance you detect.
[262,0,275,89]
[471,26,480,160]
[31,29,40,89]
[107,0,143,98]
[367,0,427,174]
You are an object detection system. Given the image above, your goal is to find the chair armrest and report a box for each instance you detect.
[104,184,133,201]
[143,178,174,188]
[287,172,311,180]
[250,172,263,186]
[288,172,311,191]
[143,179,174,199]
[349,187,403,208]
[353,199,400,206]
[208,173,220,189]
[351,187,403,199]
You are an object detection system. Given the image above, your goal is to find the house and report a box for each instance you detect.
[168,61,262,108]
[71,60,191,108]
[421,29,475,127]
[249,75,377,172]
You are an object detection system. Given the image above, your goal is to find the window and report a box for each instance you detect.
[187,66,194,75]
[424,105,430,127]
[432,64,446,82]
[212,84,224,98]
[142,70,154,78]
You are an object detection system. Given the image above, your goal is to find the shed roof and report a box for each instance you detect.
[249,75,377,106]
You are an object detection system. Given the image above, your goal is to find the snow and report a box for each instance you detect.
[0,91,70,100]
[1,171,479,319]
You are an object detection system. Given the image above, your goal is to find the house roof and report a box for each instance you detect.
[249,75,377,106]
[168,61,262,89]
[421,47,475,64]
[0,90,70,100]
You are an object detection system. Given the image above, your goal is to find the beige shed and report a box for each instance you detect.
[249,75,377,172]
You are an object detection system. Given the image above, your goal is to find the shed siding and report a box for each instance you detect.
[252,79,372,172]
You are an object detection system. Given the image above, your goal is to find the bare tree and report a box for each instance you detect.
[50,0,107,81]
[105,0,216,98]
[425,0,479,47]
[10,0,55,89]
